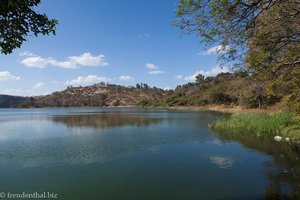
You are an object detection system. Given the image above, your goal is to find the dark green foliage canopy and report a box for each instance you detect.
[0,0,58,54]
[175,0,300,67]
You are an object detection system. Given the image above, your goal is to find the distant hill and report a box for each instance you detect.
[0,95,29,108]
[15,83,166,108]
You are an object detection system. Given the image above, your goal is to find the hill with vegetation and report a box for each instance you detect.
[0,95,29,108]
[16,82,166,108]
[140,72,283,108]
[1,71,297,113]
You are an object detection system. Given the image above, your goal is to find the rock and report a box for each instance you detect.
[274,135,282,142]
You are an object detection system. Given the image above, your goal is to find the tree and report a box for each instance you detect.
[175,0,300,111]
[195,74,204,84]
[252,84,265,109]
[175,0,299,67]
[139,83,150,89]
[244,1,300,111]
[0,0,58,54]
[245,1,300,79]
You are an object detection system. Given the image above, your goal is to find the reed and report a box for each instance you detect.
[210,109,295,137]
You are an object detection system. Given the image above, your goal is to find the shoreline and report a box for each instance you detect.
[159,104,286,114]
[7,103,287,114]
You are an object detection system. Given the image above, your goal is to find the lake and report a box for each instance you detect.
[0,108,299,199]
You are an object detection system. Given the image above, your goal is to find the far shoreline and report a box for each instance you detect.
[152,104,287,114]
[4,104,286,114]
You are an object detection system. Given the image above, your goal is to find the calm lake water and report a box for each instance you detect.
[0,108,299,199]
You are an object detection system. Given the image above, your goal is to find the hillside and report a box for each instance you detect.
[140,72,284,109]
[0,95,29,108]
[1,72,298,113]
[16,83,166,108]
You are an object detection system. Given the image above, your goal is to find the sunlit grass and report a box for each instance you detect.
[210,109,297,137]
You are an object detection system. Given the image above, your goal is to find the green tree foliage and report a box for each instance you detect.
[0,0,58,54]
[175,0,300,115]
[246,1,299,75]
[245,1,300,115]
[175,0,299,66]
[135,83,150,89]
[245,1,300,114]
[145,72,266,108]
[195,74,205,84]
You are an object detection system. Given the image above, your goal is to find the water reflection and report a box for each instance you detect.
[209,155,233,169]
[50,113,163,129]
[0,109,293,199]
[218,132,300,199]
[0,112,216,168]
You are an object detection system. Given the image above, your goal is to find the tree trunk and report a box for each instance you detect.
[257,95,263,109]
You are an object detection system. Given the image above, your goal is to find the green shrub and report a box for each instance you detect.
[285,93,300,121]
[282,125,300,141]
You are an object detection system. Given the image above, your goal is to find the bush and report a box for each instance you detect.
[239,94,258,108]
[209,91,237,104]
[112,99,120,106]
[284,92,300,121]
[282,125,300,141]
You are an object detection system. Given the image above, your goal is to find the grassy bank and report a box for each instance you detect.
[165,104,283,114]
[210,109,300,142]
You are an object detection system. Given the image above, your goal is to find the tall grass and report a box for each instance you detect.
[210,109,294,137]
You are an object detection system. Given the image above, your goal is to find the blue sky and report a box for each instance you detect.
[0,0,229,96]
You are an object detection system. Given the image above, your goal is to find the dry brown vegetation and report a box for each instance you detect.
[16,82,166,108]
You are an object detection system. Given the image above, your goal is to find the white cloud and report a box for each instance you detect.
[148,70,164,74]
[184,65,230,81]
[145,63,159,70]
[49,59,76,69]
[19,51,36,57]
[145,63,164,75]
[211,65,231,74]
[32,82,45,89]
[209,156,233,169]
[65,75,111,86]
[184,72,200,82]
[174,75,183,80]
[0,88,51,96]
[164,87,172,90]
[119,75,134,81]
[21,56,52,68]
[0,71,20,80]
[0,88,21,95]
[20,52,108,69]
[200,45,230,55]
[69,53,108,67]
